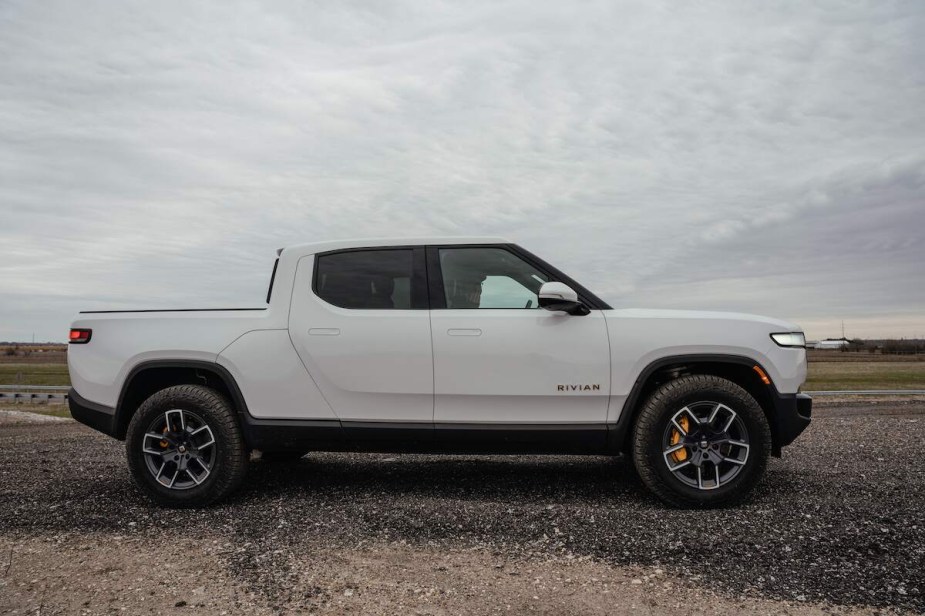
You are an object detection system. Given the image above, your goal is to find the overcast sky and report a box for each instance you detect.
[1,0,923,342]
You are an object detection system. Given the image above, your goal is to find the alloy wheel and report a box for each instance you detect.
[141,409,216,490]
[661,401,750,490]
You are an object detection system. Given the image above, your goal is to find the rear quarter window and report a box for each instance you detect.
[314,249,413,309]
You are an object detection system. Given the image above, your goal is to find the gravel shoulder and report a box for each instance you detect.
[1,403,923,614]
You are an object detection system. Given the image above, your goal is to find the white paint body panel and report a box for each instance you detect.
[431,310,610,424]
[287,256,434,422]
[68,311,275,408]
[602,308,806,423]
[217,329,336,420]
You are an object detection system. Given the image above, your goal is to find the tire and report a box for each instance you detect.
[126,385,248,507]
[631,375,771,508]
[259,451,308,463]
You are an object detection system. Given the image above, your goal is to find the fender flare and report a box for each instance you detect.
[607,353,782,453]
[114,359,251,438]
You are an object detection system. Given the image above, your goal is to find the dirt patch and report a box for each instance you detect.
[0,409,72,425]
[0,536,880,616]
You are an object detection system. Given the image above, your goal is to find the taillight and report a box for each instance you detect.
[69,328,92,344]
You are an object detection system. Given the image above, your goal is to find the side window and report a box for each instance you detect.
[315,249,413,309]
[438,248,549,309]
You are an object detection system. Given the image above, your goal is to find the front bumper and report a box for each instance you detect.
[771,392,812,455]
[68,388,119,438]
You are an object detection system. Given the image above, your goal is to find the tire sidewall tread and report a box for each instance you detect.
[125,384,247,508]
[631,374,772,508]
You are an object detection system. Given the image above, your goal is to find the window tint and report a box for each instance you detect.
[315,249,413,309]
[438,248,548,309]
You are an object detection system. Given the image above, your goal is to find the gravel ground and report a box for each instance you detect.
[1,402,923,614]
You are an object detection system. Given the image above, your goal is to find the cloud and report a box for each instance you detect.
[0,0,923,341]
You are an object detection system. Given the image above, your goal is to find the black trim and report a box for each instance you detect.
[245,419,609,454]
[607,354,812,456]
[80,308,267,314]
[411,247,429,310]
[266,257,280,304]
[425,246,447,309]
[68,388,117,437]
[776,393,812,448]
[243,418,349,451]
[433,422,608,454]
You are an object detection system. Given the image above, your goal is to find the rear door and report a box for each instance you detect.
[289,247,433,439]
[428,245,611,449]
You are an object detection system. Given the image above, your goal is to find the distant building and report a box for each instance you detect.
[812,338,851,350]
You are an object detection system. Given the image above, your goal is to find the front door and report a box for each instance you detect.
[289,247,433,429]
[429,245,610,447]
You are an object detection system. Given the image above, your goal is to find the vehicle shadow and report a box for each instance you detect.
[237,453,650,506]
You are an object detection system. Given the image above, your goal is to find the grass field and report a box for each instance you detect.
[803,361,925,390]
[0,363,71,386]
[1,359,924,391]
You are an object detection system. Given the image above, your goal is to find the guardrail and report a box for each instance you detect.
[804,390,925,396]
[0,385,69,403]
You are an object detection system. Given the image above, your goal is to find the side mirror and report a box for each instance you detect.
[538,282,590,316]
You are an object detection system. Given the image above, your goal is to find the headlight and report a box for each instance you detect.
[770,332,806,348]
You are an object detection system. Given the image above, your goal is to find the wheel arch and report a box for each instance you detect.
[612,354,784,456]
[114,360,250,441]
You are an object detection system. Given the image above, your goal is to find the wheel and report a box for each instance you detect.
[259,451,308,463]
[631,375,771,508]
[125,385,248,507]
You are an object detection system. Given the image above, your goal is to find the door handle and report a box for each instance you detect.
[447,328,481,337]
[308,328,340,336]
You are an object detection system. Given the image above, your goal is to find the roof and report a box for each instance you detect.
[279,236,511,256]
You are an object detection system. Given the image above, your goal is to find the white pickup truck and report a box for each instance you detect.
[68,237,811,508]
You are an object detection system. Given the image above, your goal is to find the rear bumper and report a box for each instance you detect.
[68,388,119,438]
[771,392,812,454]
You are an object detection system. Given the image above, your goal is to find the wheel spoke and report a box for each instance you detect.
[167,467,180,488]
[721,408,737,433]
[696,465,704,489]
[663,443,691,471]
[165,409,186,433]
[144,432,170,442]
[714,463,721,487]
[189,458,210,484]
[707,403,722,425]
[186,467,203,485]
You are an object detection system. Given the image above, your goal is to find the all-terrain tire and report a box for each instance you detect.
[632,375,772,508]
[126,385,248,507]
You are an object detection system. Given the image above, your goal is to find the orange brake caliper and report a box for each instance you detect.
[669,415,690,463]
